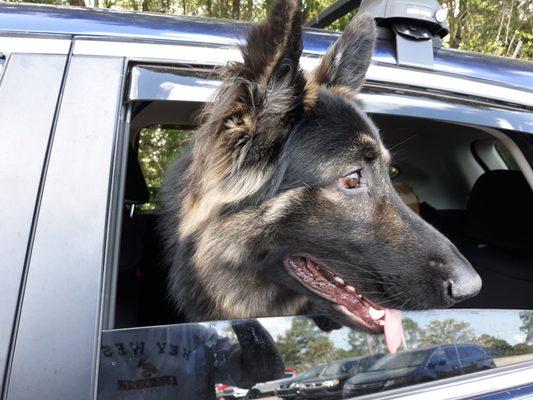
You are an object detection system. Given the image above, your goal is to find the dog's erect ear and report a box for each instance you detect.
[178,0,307,239]
[240,0,303,89]
[313,13,376,94]
[195,0,307,180]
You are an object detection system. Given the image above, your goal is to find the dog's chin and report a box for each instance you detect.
[283,256,404,353]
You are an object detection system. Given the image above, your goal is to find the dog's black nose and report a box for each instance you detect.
[443,260,482,303]
[446,275,482,302]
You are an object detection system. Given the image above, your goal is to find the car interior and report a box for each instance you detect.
[114,99,533,329]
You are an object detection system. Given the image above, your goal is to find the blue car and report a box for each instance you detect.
[342,344,495,398]
[0,0,531,399]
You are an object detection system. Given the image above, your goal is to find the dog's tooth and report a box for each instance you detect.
[334,277,344,285]
[378,320,385,326]
[369,307,385,320]
[346,285,356,292]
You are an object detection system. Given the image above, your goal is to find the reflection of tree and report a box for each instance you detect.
[402,318,423,349]
[476,334,513,356]
[276,318,337,370]
[419,319,475,346]
[519,311,533,344]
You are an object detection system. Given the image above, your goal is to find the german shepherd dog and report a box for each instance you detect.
[160,0,481,352]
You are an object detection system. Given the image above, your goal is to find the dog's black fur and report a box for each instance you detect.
[159,0,481,330]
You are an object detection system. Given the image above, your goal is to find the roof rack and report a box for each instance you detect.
[306,0,449,69]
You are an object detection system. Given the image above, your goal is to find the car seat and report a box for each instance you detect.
[454,170,533,309]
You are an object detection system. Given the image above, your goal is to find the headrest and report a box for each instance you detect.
[394,182,420,215]
[465,170,533,252]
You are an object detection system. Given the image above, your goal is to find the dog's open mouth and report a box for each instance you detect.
[284,256,403,353]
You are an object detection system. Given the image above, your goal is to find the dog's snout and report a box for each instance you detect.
[439,254,482,304]
[445,273,482,302]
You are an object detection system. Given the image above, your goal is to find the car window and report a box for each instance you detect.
[298,365,324,379]
[444,346,460,363]
[101,64,533,399]
[322,360,355,377]
[97,310,533,399]
[369,350,431,371]
[459,346,485,361]
[428,348,446,364]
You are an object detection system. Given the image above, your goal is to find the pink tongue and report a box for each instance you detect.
[384,309,403,354]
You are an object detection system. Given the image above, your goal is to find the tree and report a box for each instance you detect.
[402,317,423,349]
[440,0,532,59]
[519,311,533,344]
[275,317,338,370]
[476,334,513,356]
[420,319,475,346]
[5,0,530,60]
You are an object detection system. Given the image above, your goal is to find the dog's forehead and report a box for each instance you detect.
[306,91,384,155]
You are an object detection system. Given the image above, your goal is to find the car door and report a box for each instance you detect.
[0,36,70,395]
[2,38,126,399]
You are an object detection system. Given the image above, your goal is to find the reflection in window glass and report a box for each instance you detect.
[369,350,430,371]
[98,310,533,400]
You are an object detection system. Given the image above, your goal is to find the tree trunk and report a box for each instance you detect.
[232,0,240,19]
[68,0,86,6]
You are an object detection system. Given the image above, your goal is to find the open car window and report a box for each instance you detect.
[101,62,533,399]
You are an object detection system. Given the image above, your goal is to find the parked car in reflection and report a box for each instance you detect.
[299,354,383,400]
[342,344,495,398]
[275,364,327,399]
[215,383,248,400]
[247,368,297,398]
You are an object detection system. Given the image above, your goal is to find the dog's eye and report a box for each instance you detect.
[339,170,362,189]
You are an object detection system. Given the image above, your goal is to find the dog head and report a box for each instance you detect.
[173,0,481,346]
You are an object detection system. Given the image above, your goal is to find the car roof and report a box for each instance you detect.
[1,3,532,92]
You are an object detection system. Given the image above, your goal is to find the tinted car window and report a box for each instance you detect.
[322,360,356,377]
[370,350,431,371]
[444,346,460,363]
[460,346,485,360]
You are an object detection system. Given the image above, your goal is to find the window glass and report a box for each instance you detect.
[444,346,459,363]
[98,310,533,399]
[369,349,431,371]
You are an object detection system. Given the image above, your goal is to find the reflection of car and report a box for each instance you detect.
[215,383,249,400]
[342,344,495,398]
[275,364,327,399]
[247,368,297,398]
[300,354,383,399]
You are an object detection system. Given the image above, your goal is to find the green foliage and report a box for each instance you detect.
[275,318,338,369]
[440,0,532,59]
[8,0,530,59]
[137,125,191,209]
[476,334,513,354]
[519,311,533,344]
[419,319,476,346]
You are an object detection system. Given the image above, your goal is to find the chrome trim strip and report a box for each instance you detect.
[74,39,242,66]
[0,36,70,55]
[353,361,533,400]
[74,38,533,108]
